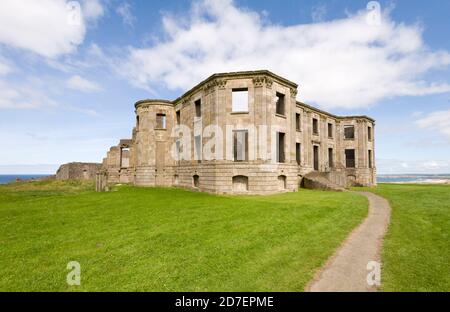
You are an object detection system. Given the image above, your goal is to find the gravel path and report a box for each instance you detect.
[306,191,391,292]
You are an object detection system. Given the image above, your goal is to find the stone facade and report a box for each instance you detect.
[56,162,102,181]
[101,70,376,194]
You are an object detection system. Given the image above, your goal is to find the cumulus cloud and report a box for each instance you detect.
[82,0,105,21]
[416,109,450,140]
[0,0,104,58]
[116,1,136,28]
[0,79,58,109]
[0,57,13,76]
[120,0,450,109]
[66,75,102,93]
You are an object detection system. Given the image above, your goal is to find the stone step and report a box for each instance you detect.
[302,172,347,192]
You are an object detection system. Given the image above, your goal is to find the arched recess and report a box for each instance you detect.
[232,175,248,192]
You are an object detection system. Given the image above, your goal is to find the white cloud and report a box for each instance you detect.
[311,4,327,23]
[0,78,58,109]
[66,75,102,93]
[0,57,13,76]
[82,0,105,21]
[0,0,104,58]
[378,159,450,174]
[120,0,450,109]
[0,74,100,114]
[416,109,450,140]
[116,1,136,28]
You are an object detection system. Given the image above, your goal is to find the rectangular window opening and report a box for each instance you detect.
[328,123,333,138]
[368,150,373,169]
[277,132,285,163]
[176,110,180,125]
[232,89,249,112]
[345,149,356,168]
[296,113,301,131]
[194,135,202,161]
[313,145,319,171]
[344,125,355,139]
[156,113,166,129]
[328,148,334,168]
[296,143,301,165]
[195,99,201,118]
[233,130,249,162]
[276,92,285,116]
[313,118,319,135]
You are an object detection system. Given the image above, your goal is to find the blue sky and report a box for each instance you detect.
[0,0,449,174]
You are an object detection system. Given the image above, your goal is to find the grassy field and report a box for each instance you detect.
[0,180,368,292]
[363,184,450,292]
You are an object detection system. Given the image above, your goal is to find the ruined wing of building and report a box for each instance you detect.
[101,70,376,194]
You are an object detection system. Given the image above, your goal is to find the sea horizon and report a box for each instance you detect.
[1,173,450,185]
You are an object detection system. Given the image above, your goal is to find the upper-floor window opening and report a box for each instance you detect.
[276,92,285,116]
[232,88,248,112]
[195,99,201,118]
[176,110,180,125]
[313,118,319,135]
[296,113,301,131]
[156,113,166,129]
[328,123,333,138]
[344,125,355,139]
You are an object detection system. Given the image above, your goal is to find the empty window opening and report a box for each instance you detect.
[195,99,201,118]
[296,143,301,165]
[313,145,319,171]
[156,113,166,129]
[194,135,202,161]
[121,148,130,168]
[193,175,199,188]
[344,125,355,139]
[232,88,248,112]
[278,175,287,190]
[328,148,334,168]
[328,123,333,138]
[368,126,372,141]
[176,110,180,125]
[345,149,356,168]
[233,130,248,162]
[313,118,319,135]
[368,150,373,169]
[276,92,285,115]
[232,175,248,192]
[136,115,140,130]
[173,174,179,185]
[277,132,285,163]
[296,113,301,131]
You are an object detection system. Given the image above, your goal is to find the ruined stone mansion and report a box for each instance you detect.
[101,70,376,194]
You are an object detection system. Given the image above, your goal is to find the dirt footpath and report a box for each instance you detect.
[306,192,391,292]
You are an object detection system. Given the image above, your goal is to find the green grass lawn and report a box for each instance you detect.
[0,180,367,292]
[362,184,450,292]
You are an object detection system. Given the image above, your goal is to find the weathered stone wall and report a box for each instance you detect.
[56,162,102,181]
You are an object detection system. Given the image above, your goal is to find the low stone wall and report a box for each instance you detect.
[56,162,102,181]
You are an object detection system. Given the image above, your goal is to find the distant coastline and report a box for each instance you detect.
[1,173,450,185]
[0,174,52,184]
[377,174,450,184]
